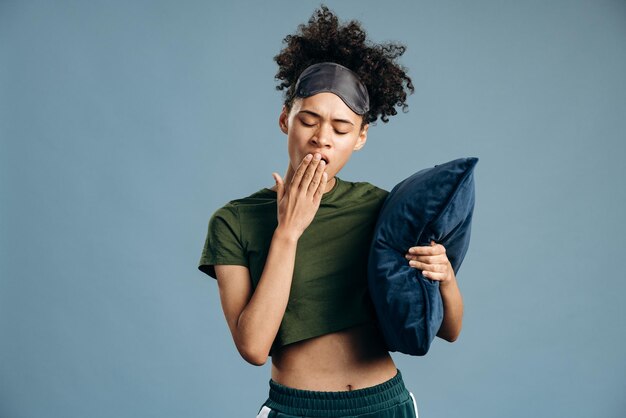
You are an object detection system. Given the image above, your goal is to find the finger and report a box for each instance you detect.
[408,259,448,272]
[408,243,445,255]
[422,270,446,281]
[307,159,326,195]
[272,172,284,201]
[291,154,313,188]
[300,153,322,191]
[314,172,328,200]
[405,253,446,264]
[409,243,446,254]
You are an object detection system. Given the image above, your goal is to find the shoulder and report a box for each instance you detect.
[224,188,275,207]
[212,188,276,217]
[338,178,389,201]
[207,189,278,242]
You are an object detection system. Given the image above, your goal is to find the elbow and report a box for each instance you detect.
[233,313,271,366]
[242,351,268,366]
[437,332,459,343]
[236,339,269,366]
[437,325,462,343]
[241,354,267,366]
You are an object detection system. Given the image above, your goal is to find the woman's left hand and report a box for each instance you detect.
[405,240,455,285]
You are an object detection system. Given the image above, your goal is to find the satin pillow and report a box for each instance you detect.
[367,157,478,355]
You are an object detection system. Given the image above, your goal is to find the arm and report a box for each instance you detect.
[214,153,328,366]
[405,240,464,342]
[215,227,298,366]
[435,270,463,342]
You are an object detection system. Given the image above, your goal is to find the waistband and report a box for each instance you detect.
[265,368,410,416]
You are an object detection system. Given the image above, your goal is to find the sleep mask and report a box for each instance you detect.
[294,62,370,115]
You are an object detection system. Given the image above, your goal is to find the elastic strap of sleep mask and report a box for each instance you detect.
[294,62,370,115]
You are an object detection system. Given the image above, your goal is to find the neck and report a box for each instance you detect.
[324,176,337,193]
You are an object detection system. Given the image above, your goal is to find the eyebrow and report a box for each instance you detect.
[298,110,354,126]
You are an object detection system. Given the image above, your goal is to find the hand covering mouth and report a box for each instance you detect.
[306,152,329,165]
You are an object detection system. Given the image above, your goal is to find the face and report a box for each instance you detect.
[278,92,368,181]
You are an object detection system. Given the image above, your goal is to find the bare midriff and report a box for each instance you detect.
[270,321,398,391]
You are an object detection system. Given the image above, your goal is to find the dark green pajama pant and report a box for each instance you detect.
[255,368,419,418]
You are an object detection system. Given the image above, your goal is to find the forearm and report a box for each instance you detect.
[236,226,299,363]
[436,275,463,342]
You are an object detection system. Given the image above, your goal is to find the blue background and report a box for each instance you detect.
[1,1,625,417]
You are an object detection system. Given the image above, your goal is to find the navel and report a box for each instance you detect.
[346,384,353,391]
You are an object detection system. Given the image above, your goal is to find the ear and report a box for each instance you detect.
[278,106,289,134]
[353,123,369,151]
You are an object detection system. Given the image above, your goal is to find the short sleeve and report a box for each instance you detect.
[198,204,248,279]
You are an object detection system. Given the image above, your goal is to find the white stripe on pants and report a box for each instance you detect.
[256,405,272,418]
[409,391,419,418]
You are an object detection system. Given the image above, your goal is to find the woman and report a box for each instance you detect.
[198,6,463,417]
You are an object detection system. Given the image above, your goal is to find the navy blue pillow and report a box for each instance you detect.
[367,157,478,356]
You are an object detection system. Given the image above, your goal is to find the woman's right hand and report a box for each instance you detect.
[272,152,328,239]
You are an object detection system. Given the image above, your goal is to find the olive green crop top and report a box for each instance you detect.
[198,176,389,356]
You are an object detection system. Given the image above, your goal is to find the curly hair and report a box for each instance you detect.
[274,5,414,125]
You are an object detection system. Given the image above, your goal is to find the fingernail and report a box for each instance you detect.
[305,154,312,160]
[314,153,321,160]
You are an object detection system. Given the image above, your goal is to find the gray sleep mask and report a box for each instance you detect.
[294,62,370,115]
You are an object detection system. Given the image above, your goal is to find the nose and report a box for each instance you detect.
[310,123,333,148]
